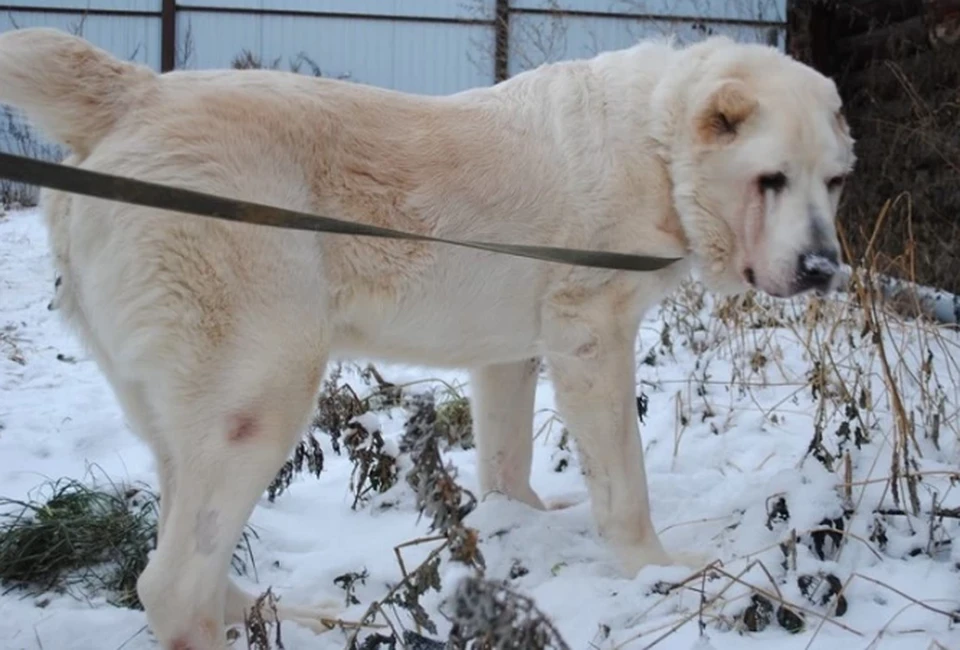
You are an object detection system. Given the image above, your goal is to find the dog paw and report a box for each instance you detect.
[613,543,716,577]
[543,496,582,511]
[614,543,675,576]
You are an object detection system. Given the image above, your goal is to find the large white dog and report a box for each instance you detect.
[0,27,854,649]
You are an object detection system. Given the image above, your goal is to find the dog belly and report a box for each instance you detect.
[328,249,548,367]
[334,308,541,367]
[332,289,542,367]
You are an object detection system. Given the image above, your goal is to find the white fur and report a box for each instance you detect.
[0,27,854,649]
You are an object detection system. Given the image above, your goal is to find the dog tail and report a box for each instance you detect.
[0,28,156,156]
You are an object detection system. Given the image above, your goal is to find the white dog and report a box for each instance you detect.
[0,27,854,649]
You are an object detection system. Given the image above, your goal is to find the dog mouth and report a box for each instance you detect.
[741,266,789,299]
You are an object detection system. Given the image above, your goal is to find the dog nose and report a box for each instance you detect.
[796,249,839,293]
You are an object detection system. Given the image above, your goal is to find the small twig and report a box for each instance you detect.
[656,515,732,536]
[114,624,148,650]
[696,568,708,635]
[752,559,784,602]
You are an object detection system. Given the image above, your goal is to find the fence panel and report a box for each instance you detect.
[176,10,494,95]
[0,0,789,205]
[176,0,495,20]
[0,0,158,10]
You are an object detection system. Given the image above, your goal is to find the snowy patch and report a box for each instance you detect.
[2,208,959,649]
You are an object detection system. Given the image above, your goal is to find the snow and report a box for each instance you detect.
[835,264,960,326]
[800,253,839,277]
[2,206,959,650]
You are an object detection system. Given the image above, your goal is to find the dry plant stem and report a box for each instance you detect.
[864,599,960,650]
[616,613,725,645]
[319,617,372,632]
[391,534,446,636]
[616,562,724,633]
[755,451,776,471]
[807,526,885,561]
[346,539,452,648]
[381,376,466,402]
[875,507,960,519]
[708,565,863,637]
[696,569,708,636]
[839,471,960,489]
[616,561,758,650]
[863,199,892,263]
[672,392,686,462]
[741,523,882,565]
[804,573,856,650]
[868,283,922,463]
[393,535,447,581]
[852,573,960,621]
[840,444,891,557]
[115,624,149,650]
[532,410,562,443]
[844,452,854,505]
[655,515,731,536]
[857,203,923,514]
[752,559,784,602]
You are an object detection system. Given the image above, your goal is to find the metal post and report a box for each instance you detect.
[494,0,510,82]
[161,0,176,72]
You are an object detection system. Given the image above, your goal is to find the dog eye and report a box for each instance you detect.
[758,172,787,193]
[826,175,845,191]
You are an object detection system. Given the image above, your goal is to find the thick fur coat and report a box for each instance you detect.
[0,27,854,649]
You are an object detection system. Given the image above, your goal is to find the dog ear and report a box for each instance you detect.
[695,79,758,143]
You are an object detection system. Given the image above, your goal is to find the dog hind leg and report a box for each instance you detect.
[135,345,329,650]
[146,402,340,637]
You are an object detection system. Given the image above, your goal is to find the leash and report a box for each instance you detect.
[0,151,682,273]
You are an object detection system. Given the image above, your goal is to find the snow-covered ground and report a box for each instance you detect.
[1,206,958,650]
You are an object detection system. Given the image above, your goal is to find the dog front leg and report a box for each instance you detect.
[545,327,671,576]
[469,358,545,510]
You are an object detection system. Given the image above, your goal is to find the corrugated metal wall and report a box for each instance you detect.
[174,1,496,94]
[0,2,162,68]
[0,0,786,203]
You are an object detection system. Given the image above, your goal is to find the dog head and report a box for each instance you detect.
[655,37,856,298]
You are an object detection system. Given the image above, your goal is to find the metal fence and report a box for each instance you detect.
[0,0,787,203]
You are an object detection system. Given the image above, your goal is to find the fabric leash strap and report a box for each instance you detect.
[0,151,681,273]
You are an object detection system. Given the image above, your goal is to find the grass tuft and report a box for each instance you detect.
[0,476,157,609]
[0,470,258,610]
